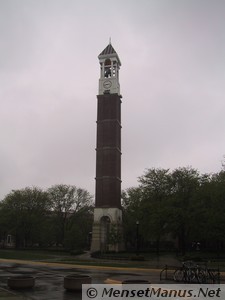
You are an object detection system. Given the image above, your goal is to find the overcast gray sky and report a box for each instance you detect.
[1,0,225,199]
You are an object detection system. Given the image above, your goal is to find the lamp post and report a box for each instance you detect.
[136,221,139,256]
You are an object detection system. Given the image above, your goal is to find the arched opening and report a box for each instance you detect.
[104,59,111,78]
[100,216,110,252]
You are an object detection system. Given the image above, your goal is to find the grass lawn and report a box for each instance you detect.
[0,249,169,269]
[0,249,67,261]
[0,249,154,268]
[1,249,225,270]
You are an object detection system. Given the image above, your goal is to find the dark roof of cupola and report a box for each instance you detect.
[99,43,117,56]
[98,43,121,65]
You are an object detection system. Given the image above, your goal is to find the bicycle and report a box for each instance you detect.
[174,261,206,283]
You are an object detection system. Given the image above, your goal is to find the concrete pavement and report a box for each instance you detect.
[0,258,223,299]
[0,259,164,299]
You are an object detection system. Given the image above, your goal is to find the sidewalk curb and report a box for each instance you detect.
[0,258,160,273]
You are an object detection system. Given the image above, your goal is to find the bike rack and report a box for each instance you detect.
[160,265,178,281]
[161,263,220,284]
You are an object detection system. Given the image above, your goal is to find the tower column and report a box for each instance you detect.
[91,43,124,252]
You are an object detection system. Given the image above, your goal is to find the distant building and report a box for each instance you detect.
[0,234,15,248]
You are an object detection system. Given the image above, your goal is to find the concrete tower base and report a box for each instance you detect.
[91,207,124,252]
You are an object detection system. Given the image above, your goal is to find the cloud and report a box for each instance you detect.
[0,0,225,199]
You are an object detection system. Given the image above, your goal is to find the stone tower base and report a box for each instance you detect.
[91,207,124,252]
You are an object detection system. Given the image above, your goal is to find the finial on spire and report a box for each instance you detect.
[109,37,111,44]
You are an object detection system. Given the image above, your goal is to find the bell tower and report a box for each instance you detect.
[91,42,123,252]
[98,43,121,95]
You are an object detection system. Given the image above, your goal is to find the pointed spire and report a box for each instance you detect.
[99,43,116,56]
[98,42,121,66]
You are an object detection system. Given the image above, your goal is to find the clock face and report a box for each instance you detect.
[103,80,112,89]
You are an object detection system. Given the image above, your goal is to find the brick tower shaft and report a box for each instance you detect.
[95,93,122,208]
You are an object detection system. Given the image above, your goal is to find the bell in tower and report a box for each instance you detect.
[91,43,124,252]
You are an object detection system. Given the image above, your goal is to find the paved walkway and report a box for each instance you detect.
[0,257,223,299]
[0,288,27,299]
[0,258,168,299]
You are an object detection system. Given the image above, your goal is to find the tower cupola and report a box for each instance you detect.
[98,43,121,95]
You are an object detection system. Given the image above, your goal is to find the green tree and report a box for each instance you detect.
[0,201,9,248]
[64,206,93,251]
[0,187,51,248]
[47,184,93,247]
[122,166,225,255]
[122,168,172,253]
[122,187,143,249]
[169,167,200,255]
[138,168,172,254]
[202,171,225,252]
